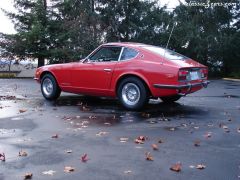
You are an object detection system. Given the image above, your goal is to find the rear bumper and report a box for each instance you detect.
[153,80,210,96]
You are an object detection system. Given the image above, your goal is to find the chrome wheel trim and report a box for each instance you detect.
[42,78,54,96]
[121,83,140,106]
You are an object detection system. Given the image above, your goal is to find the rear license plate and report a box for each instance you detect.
[190,71,200,80]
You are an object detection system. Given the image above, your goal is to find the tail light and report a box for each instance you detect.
[200,68,208,79]
[178,69,190,81]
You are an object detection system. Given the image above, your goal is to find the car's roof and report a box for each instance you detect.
[102,42,148,48]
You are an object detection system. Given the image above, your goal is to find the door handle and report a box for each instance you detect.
[104,68,112,72]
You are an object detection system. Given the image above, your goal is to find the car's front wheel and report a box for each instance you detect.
[117,77,148,110]
[160,95,181,103]
[41,74,61,100]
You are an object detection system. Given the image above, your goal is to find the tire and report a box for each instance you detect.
[117,77,148,110]
[41,74,61,100]
[160,95,181,103]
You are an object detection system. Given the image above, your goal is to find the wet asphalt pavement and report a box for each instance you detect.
[0,79,239,180]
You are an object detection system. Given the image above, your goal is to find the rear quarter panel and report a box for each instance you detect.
[111,50,180,97]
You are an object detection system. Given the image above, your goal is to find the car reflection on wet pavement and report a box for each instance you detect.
[0,79,240,180]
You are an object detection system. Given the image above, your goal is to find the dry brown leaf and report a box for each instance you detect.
[120,138,129,142]
[196,164,206,170]
[124,170,132,174]
[237,128,240,133]
[24,173,33,179]
[96,131,109,136]
[89,115,97,119]
[170,162,182,172]
[64,166,75,173]
[81,154,89,162]
[42,170,56,175]
[134,139,144,144]
[19,150,28,157]
[135,136,147,144]
[81,105,90,111]
[152,144,159,151]
[145,152,154,161]
[204,132,212,138]
[65,150,73,153]
[0,153,5,161]
[194,140,201,147]
[52,134,59,138]
[141,112,151,118]
[19,109,27,113]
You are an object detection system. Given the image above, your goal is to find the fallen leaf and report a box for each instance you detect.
[81,105,90,111]
[152,144,159,150]
[64,166,75,173]
[89,115,97,119]
[196,164,206,170]
[194,140,201,147]
[19,109,27,113]
[124,170,132,174]
[222,125,228,130]
[141,112,150,118]
[135,139,144,144]
[170,162,182,172]
[0,153,5,161]
[65,150,72,153]
[19,150,28,157]
[81,153,89,162]
[42,170,56,175]
[169,127,175,131]
[120,137,129,142]
[189,165,195,169]
[24,173,33,179]
[96,131,109,136]
[145,152,154,161]
[204,132,212,138]
[135,136,147,144]
[52,134,59,138]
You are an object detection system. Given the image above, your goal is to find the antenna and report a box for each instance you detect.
[164,22,178,58]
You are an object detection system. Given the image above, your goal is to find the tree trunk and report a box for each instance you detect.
[38,56,45,67]
[43,0,47,9]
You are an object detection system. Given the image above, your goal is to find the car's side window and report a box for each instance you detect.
[120,47,138,61]
[89,46,122,62]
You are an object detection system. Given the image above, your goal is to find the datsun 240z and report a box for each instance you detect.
[35,42,209,110]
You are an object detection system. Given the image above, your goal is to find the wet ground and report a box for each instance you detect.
[0,79,239,180]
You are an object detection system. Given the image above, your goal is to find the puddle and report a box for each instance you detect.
[0,101,22,119]
[11,117,24,121]
[0,144,20,162]
[0,129,22,138]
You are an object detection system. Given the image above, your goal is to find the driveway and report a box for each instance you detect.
[0,79,239,180]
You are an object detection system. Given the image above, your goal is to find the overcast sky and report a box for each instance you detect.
[0,0,181,34]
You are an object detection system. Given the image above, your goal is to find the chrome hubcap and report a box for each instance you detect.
[42,78,53,96]
[122,83,140,106]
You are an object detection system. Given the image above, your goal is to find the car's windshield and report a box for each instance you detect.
[142,46,188,60]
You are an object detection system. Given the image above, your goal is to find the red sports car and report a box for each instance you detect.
[35,42,209,110]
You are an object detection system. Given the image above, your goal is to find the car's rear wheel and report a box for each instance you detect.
[117,77,148,110]
[41,74,61,100]
[160,95,181,103]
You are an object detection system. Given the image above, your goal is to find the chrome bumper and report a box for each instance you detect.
[153,80,210,96]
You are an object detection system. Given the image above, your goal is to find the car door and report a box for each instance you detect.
[71,46,123,95]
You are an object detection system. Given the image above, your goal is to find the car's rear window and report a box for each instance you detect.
[142,46,187,60]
